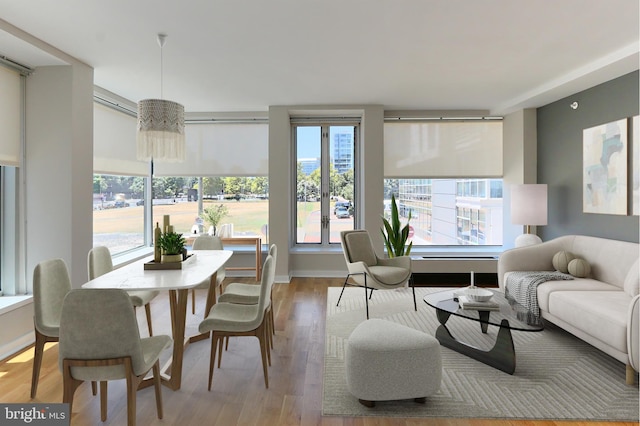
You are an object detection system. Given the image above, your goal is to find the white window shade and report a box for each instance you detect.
[94,103,148,176]
[0,66,21,166]
[383,121,503,178]
[154,122,269,177]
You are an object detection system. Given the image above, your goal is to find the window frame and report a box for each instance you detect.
[292,121,360,248]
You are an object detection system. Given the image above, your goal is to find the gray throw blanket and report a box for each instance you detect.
[505,271,574,318]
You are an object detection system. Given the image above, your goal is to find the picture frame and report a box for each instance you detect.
[582,119,627,215]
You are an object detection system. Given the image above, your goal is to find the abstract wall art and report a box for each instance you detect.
[583,119,627,215]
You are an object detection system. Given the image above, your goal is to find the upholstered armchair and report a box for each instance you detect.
[339,229,416,318]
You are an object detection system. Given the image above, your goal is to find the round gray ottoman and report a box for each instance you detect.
[345,318,441,407]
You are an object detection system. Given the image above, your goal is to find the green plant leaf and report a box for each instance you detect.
[380,194,411,258]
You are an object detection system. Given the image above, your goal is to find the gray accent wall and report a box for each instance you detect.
[537,71,639,243]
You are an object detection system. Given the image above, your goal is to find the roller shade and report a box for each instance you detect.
[94,103,148,176]
[383,121,503,178]
[0,66,21,166]
[154,122,269,177]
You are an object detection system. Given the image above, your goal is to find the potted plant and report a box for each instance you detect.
[159,231,186,263]
[381,194,413,257]
[202,204,229,236]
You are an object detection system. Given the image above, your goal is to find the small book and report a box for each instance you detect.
[458,296,500,311]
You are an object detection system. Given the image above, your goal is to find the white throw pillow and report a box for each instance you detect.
[568,258,591,278]
[552,250,576,274]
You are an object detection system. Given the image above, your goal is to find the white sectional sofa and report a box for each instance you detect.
[498,235,639,384]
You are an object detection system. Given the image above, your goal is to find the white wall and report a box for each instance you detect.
[502,108,538,250]
[25,65,94,290]
[268,105,385,281]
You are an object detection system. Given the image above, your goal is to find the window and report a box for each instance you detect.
[383,119,504,247]
[93,174,147,254]
[153,121,269,243]
[385,178,503,246]
[294,124,358,245]
[0,65,24,295]
[93,101,149,255]
[151,176,269,242]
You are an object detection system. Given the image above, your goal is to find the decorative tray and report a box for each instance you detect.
[144,253,196,270]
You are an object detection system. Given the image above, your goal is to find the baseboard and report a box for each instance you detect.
[0,332,33,363]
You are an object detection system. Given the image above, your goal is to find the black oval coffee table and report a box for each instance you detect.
[423,288,544,374]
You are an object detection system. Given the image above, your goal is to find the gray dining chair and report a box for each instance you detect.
[218,244,277,350]
[30,258,72,398]
[191,235,226,315]
[88,246,159,336]
[198,254,276,389]
[59,288,172,426]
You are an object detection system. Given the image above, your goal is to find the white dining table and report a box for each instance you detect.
[82,249,233,391]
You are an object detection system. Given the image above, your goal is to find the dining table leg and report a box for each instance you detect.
[189,271,219,344]
[140,272,220,391]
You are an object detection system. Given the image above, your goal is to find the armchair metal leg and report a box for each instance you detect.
[364,276,370,319]
[336,277,349,307]
[410,274,417,311]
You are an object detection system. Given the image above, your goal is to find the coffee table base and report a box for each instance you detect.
[435,318,516,374]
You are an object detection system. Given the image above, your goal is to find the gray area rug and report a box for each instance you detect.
[323,286,640,420]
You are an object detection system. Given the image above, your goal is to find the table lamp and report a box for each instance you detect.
[511,184,547,247]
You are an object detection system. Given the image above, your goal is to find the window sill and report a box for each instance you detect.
[112,246,154,269]
[0,295,32,315]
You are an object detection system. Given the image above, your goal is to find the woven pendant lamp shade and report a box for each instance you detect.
[137,98,185,162]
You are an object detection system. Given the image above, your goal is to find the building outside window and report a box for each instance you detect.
[385,178,503,246]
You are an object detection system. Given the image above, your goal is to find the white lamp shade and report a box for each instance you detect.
[511,184,548,226]
[137,98,185,162]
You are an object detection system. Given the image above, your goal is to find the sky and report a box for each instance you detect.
[296,126,354,158]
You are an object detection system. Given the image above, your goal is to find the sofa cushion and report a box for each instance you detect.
[623,258,639,297]
[568,236,638,290]
[548,291,629,354]
[552,251,576,273]
[568,258,591,278]
[536,279,617,312]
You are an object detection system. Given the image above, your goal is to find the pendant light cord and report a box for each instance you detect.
[157,33,167,99]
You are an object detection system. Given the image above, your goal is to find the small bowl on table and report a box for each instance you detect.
[464,288,493,302]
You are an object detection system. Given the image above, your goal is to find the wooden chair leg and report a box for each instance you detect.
[100,381,108,421]
[152,362,163,419]
[217,337,224,368]
[144,303,153,336]
[125,370,138,426]
[191,289,196,315]
[208,333,219,391]
[265,322,272,367]
[257,323,269,388]
[91,381,97,396]
[62,362,84,416]
[30,330,47,399]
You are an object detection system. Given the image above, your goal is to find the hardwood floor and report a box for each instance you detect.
[1,277,636,425]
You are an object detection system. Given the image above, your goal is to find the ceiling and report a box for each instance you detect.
[0,0,638,115]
